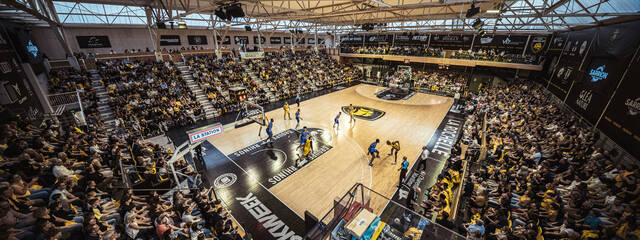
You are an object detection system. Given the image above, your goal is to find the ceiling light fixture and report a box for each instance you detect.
[486,9,500,13]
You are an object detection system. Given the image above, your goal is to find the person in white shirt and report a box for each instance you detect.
[52,158,79,179]
[417,146,430,171]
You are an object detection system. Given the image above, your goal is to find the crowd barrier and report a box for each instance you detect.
[305,183,465,240]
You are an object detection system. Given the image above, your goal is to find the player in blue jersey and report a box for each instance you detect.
[296,126,309,151]
[333,112,341,128]
[266,118,274,143]
[295,109,302,129]
[368,139,381,166]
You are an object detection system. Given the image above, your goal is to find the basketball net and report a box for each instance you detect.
[234,101,265,127]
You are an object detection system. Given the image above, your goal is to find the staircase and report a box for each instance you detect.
[242,63,277,103]
[175,62,218,119]
[89,69,116,132]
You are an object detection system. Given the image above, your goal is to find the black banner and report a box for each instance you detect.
[76,36,111,48]
[187,35,207,45]
[159,35,181,46]
[308,38,315,44]
[296,38,305,44]
[216,36,231,45]
[429,34,472,50]
[318,38,324,44]
[598,56,640,159]
[547,30,595,100]
[562,28,596,63]
[548,32,569,52]
[234,36,249,44]
[0,24,39,114]
[283,37,291,44]
[394,34,431,44]
[591,20,640,59]
[476,35,529,53]
[527,35,549,55]
[565,57,623,124]
[365,34,392,43]
[270,37,281,44]
[253,36,266,44]
[340,35,363,43]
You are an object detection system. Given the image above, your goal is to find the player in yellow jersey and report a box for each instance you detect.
[283,102,292,120]
[257,116,267,136]
[387,140,401,164]
[349,104,356,124]
[296,135,313,167]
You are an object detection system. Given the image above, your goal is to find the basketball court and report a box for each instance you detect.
[205,84,454,222]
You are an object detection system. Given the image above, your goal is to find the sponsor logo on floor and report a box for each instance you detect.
[201,141,306,240]
[229,128,333,188]
[341,106,386,121]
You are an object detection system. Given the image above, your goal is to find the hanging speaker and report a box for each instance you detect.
[215,8,229,21]
[227,2,245,18]
[245,25,252,31]
[157,22,166,29]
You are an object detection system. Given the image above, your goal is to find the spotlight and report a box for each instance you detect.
[473,19,484,30]
[226,2,245,18]
[177,21,187,29]
[215,2,244,21]
[466,3,480,18]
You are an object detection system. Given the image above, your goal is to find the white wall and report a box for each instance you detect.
[32,25,329,60]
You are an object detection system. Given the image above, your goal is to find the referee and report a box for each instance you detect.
[398,156,409,187]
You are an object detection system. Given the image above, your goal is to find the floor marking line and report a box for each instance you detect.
[212,140,306,220]
[266,124,334,189]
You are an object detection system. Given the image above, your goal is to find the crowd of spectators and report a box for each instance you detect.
[5,64,243,239]
[452,83,640,239]
[187,49,361,115]
[48,69,92,94]
[340,45,541,64]
[0,108,243,240]
[412,69,466,96]
[252,50,361,101]
[188,55,268,116]
[98,60,204,139]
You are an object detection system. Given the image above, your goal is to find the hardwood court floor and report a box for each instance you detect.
[207,84,453,219]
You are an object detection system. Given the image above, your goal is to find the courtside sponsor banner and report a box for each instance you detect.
[186,123,223,144]
[240,51,265,59]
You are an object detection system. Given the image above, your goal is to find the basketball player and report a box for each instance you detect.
[295,109,302,129]
[333,112,342,128]
[283,102,292,120]
[368,139,380,166]
[387,140,401,164]
[266,118,274,143]
[296,136,314,167]
[349,104,356,124]
[257,116,267,136]
[297,126,309,151]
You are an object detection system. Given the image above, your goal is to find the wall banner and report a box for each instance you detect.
[215,36,231,44]
[597,52,640,159]
[565,57,623,124]
[269,37,281,44]
[76,36,111,48]
[234,36,249,44]
[187,35,207,45]
[160,35,181,46]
